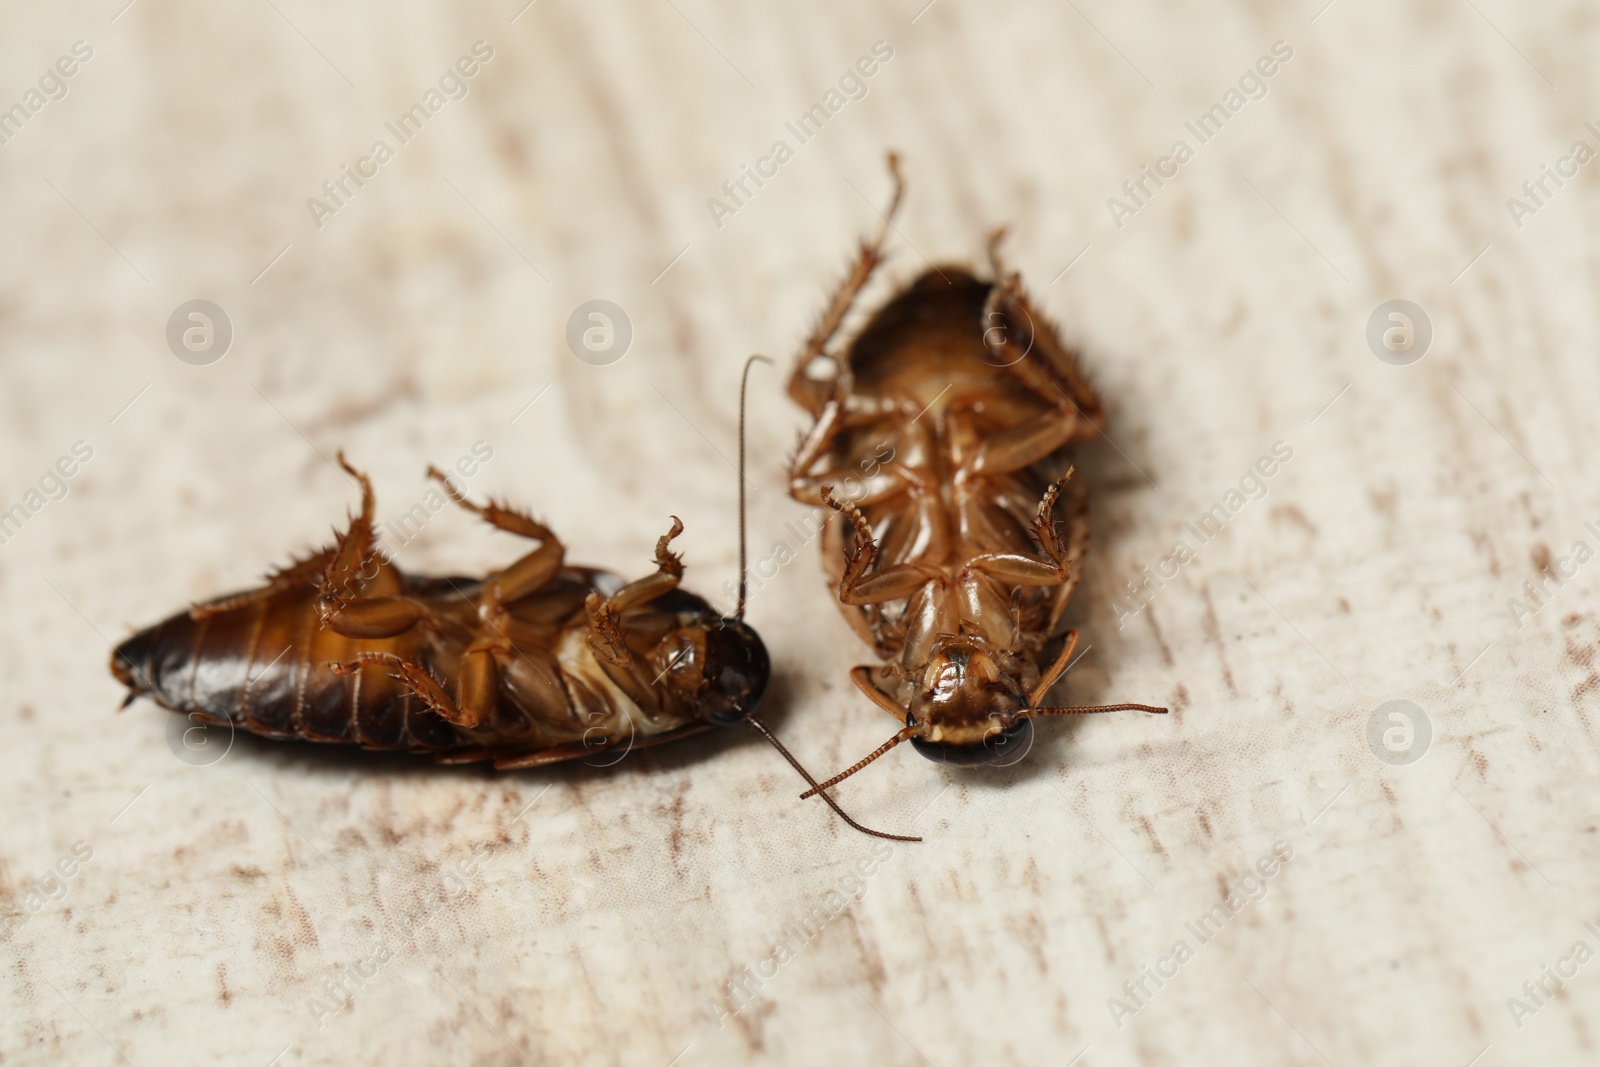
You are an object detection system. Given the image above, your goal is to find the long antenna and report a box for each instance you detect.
[746,718,919,842]
[798,725,918,799]
[736,354,772,620]
[1027,704,1169,717]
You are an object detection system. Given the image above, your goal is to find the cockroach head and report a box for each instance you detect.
[905,638,1033,768]
[656,618,771,726]
[699,618,770,725]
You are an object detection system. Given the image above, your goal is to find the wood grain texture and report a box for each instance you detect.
[2,1,1597,1064]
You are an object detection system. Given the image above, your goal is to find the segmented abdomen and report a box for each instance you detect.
[113,583,462,750]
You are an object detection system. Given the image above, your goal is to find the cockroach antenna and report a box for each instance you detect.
[734,354,919,843]
[748,717,920,842]
[736,353,771,622]
[799,726,917,799]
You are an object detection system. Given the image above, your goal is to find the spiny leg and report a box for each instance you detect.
[960,479,1075,604]
[822,485,950,661]
[787,152,905,413]
[418,467,573,698]
[330,652,471,728]
[190,547,333,620]
[295,457,439,639]
[821,486,940,607]
[315,452,381,625]
[425,466,565,609]
[329,647,500,730]
[968,234,1106,481]
[1028,473,1075,573]
[1007,288,1105,430]
[985,225,1098,415]
[787,400,845,499]
[961,473,1077,587]
[585,516,686,667]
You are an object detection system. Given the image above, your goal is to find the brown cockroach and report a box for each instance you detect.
[783,155,1166,799]
[111,361,917,841]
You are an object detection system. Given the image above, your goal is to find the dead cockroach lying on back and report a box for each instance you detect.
[111,360,917,842]
[785,155,1166,800]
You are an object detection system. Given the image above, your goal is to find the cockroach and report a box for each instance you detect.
[111,360,917,841]
[783,155,1166,800]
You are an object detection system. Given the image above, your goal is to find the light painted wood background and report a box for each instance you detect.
[3,1,1598,1064]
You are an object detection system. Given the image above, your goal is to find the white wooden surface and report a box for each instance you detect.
[2,1,1598,1064]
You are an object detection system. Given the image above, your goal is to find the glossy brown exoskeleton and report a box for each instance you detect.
[112,362,915,841]
[784,156,1166,798]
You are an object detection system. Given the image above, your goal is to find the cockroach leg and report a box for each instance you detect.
[982,266,1107,438]
[821,485,939,606]
[190,548,333,620]
[426,465,555,544]
[584,591,632,667]
[1030,474,1072,557]
[490,750,568,771]
[601,517,687,613]
[322,595,435,640]
[958,477,1080,604]
[330,652,483,729]
[975,251,1109,467]
[1029,629,1080,708]
[316,452,382,620]
[786,151,904,413]
[584,517,687,667]
[487,544,565,612]
[456,637,510,728]
[312,465,437,638]
[849,665,908,722]
[822,483,878,580]
[966,408,1080,478]
[985,224,1012,281]
[786,399,845,501]
[425,466,566,611]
